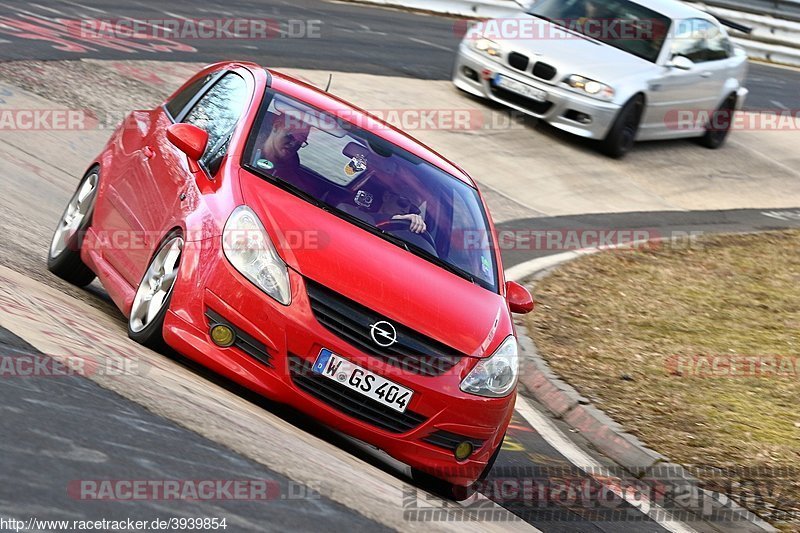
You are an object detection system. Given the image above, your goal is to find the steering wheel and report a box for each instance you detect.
[376,219,437,251]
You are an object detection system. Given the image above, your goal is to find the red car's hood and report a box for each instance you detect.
[238,169,510,357]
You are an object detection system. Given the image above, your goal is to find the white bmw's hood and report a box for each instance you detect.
[474,13,661,84]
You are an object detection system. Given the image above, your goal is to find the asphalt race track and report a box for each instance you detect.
[0,0,797,110]
[0,1,798,532]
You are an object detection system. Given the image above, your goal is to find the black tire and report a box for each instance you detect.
[127,230,184,349]
[411,436,504,501]
[696,94,736,149]
[411,468,475,501]
[600,95,644,159]
[47,167,99,287]
[478,439,503,482]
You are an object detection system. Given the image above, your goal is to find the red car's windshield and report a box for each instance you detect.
[243,89,498,292]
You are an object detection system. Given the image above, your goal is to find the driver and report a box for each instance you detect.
[377,189,427,234]
[375,164,426,234]
[344,166,427,235]
[255,114,325,197]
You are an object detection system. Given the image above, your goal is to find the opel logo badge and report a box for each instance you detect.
[369,320,397,347]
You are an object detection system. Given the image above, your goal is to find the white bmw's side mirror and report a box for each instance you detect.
[669,55,695,70]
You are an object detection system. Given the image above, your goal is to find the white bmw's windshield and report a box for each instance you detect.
[528,0,671,62]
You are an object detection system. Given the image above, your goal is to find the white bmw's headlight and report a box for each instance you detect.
[472,37,502,59]
[223,205,291,305]
[460,336,519,397]
[566,75,615,101]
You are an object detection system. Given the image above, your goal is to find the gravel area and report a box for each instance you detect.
[0,59,203,126]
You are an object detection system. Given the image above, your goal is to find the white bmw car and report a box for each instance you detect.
[453,0,749,157]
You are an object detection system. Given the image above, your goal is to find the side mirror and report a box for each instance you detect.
[506,281,534,314]
[668,55,694,71]
[167,123,208,173]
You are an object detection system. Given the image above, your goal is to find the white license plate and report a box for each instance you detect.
[313,349,413,413]
[494,74,548,102]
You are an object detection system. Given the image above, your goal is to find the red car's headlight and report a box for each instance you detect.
[460,336,519,397]
[222,206,291,305]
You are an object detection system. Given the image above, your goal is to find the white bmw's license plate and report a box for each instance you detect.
[494,74,548,102]
[313,349,413,413]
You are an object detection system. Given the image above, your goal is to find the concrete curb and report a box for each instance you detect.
[507,247,778,532]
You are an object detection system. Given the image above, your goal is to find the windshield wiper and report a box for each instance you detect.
[328,207,413,252]
[328,206,476,284]
[403,241,476,285]
[250,169,478,284]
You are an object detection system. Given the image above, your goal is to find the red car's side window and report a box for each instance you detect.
[165,73,214,121]
[181,73,250,175]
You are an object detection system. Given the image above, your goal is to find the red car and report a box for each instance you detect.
[47,61,534,498]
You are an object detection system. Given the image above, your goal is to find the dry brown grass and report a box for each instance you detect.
[526,231,800,529]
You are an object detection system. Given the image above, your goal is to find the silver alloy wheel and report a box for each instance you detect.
[49,172,98,258]
[129,236,183,334]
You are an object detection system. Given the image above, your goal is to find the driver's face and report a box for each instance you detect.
[265,122,310,162]
[382,190,416,215]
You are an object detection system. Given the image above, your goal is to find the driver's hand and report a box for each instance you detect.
[392,214,426,234]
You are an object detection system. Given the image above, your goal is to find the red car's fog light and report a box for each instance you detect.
[454,441,474,461]
[210,324,236,347]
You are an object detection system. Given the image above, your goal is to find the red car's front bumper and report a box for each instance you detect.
[162,236,514,486]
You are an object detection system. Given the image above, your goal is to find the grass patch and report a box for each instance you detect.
[526,231,800,528]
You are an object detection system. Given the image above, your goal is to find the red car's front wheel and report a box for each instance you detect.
[411,433,504,501]
[128,231,183,349]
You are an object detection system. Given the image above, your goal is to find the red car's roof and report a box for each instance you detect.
[262,68,476,187]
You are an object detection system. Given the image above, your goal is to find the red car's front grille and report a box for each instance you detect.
[304,279,463,377]
[288,356,428,434]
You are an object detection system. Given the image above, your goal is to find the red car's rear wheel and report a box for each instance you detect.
[47,167,98,287]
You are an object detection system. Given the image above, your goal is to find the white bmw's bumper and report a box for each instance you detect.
[453,43,622,140]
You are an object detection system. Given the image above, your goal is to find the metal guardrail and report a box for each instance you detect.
[699,0,800,23]
[688,2,800,66]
